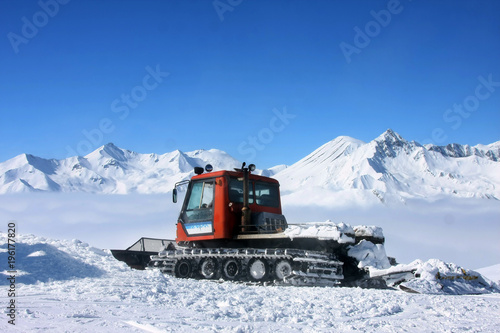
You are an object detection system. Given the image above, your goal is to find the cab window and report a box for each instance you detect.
[184,180,214,221]
[228,178,279,207]
[228,178,254,204]
[255,181,279,207]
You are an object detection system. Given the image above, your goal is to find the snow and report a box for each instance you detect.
[1,233,500,332]
[477,264,500,284]
[0,193,499,270]
[0,130,499,330]
[370,259,499,295]
[0,145,241,194]
[285,220,384,244]
[1,130,499,204]
[275,129,500,204]
[284,222,354,243]
[353,225,384,239]
[279,197,500,270]
[348,240,391,270]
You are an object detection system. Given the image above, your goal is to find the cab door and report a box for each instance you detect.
[179,179,215,237]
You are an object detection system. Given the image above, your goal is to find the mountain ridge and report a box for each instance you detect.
[274,129,499,204]
[1,130,499,203]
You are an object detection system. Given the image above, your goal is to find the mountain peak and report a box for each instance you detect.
[375,129,406,144]
[330,135,366,146]
[102,142,121,150]
[89,143,129,162]
[370,129,411,159]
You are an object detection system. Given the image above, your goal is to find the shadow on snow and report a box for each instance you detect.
[0,242,105,284]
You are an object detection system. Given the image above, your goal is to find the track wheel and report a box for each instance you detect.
[247,258,269,282]
[199,258,219,279]
[175,259,194,278]
[222,258,241,280]
[274,259,293,280]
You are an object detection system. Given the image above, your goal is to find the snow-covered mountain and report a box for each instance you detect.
[275,129,500,204]
[0,144,241,194]
[1,130,499,202]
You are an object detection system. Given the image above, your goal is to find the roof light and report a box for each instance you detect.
[194,167,204,175]
[205,164,213,172]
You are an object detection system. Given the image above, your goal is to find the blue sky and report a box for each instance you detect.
[1,0,499,169]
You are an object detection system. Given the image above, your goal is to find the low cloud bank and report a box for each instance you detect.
[0,193,498,269]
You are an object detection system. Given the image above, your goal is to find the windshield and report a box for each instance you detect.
[183,180,214,222]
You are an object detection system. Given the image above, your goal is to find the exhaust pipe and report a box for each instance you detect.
[240,163,255,232]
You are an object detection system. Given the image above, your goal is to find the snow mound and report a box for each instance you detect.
[371,259,500,295]
[284,221,355,243]
[0,233,112,284]
[353,225,384,239]
[348,240,391,269]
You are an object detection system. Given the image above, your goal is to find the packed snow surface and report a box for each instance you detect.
[1,233,500,332]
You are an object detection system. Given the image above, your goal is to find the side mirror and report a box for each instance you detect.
[173,188,177,203]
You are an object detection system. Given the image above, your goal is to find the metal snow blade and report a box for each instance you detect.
[369,259,499,295]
